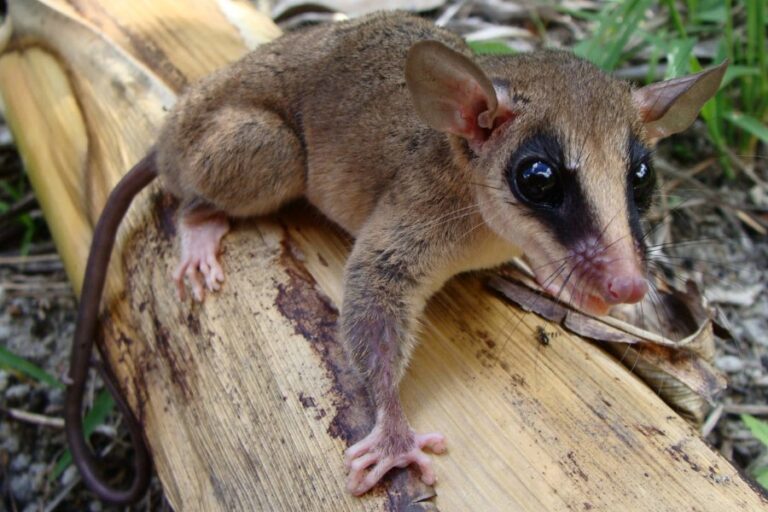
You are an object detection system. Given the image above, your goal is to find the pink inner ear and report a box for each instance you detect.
[490,110,515,131]
[457,101,489,140]
[446,81,488,141]
[454,83,515,144]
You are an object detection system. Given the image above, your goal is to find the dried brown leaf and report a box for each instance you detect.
[488,265,727,425]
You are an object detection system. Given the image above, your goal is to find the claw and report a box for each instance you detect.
[416,432,447,454]
[173,263,188,300]
[186,264,205,302]
[345,428,446,496]
[173,211,229,301]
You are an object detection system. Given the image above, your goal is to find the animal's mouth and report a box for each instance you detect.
[578,293,613,316]
[541,280,612,316]
[535,262,648,316]
[526,238,649,317]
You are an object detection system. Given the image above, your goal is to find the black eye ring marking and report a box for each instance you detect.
[631,160,655,210]
[512,160,564,208]
[505,132,567,210]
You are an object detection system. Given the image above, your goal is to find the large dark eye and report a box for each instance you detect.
[514,160,563,207]
[632,161,655,208]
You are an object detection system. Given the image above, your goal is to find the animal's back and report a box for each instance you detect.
[297,13,472,233]
[158,12,471,233]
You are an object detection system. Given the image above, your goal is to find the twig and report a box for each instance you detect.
[724,146,766,186]
[734,210,768,235]
[0,241,56,257]
[0,253,64,273]
[43,473,81,512]
[2,282,71,293]
[701,403,724,437]
[0,253,60,265]
[656,157,767,215]
[435,0,467,27]
[723,404,768,416]
[6,408,64,428]
[661,157,716,195]
[0,192,37,225]
[5,407,118,437]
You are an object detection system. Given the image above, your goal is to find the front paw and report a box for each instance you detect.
[344,426,447,496]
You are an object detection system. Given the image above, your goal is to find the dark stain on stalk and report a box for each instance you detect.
[273,229,372,445]
[152,316,193,400]
[273,225,437,510]
[153,191,179,239]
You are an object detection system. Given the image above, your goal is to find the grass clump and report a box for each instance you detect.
[565,0,767,176]
[741,415,768,489]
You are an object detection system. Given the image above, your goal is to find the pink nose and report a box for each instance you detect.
[605,275,648,304]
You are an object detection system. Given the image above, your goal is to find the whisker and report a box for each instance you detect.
[649,254,741,270]
[619,343,633,365]
[527,253,574,272]
[645,238,720,250]
[499,259,570,351]
[646,282,675,342]
[470,182,504,191]
[372,203,484,258]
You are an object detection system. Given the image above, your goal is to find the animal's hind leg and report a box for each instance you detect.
[172,200,229,302]
[168,106,306,300]
[182,106,307,218]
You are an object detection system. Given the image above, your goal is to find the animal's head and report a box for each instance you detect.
[405,41,726,315]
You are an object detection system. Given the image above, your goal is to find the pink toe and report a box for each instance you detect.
[187,271,204,302]
[410,451,436,484]
[416,432,447,454]
[357,458,395,495]
[345,439,373,464]
[419,467,436,486]
[349,452,377,473]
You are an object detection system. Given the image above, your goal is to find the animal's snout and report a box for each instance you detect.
[605,274,648,304]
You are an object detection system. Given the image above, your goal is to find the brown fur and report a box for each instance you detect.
[157,12,642,380]
[144,11,723,494]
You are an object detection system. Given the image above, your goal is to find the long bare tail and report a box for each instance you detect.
[65,151,157,504]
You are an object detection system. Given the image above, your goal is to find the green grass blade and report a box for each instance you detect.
[645,43,663,83]
[757,468,768,489]
[724,112,768,144]
[0,180,22,200]
[722,65,762,88]
[695,3,727,23]
[686,0,699,22]
[665,38,696,77]
[665,0,688,38]
[750,0,767,112]
[555,6,600,22]
[723,0,734,61]
[742,414,768,446]
[0,346,64,389]
[468,40,516,55]
[574,0,652,70]
[603,0,652,70]
[51,389,116,480]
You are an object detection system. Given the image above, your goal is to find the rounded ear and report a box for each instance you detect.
[633,60,728,140]
[405,41,501,144]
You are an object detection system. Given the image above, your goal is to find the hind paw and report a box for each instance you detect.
[172,212,229,301]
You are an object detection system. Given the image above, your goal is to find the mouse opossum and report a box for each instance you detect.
[65,11,726,503]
